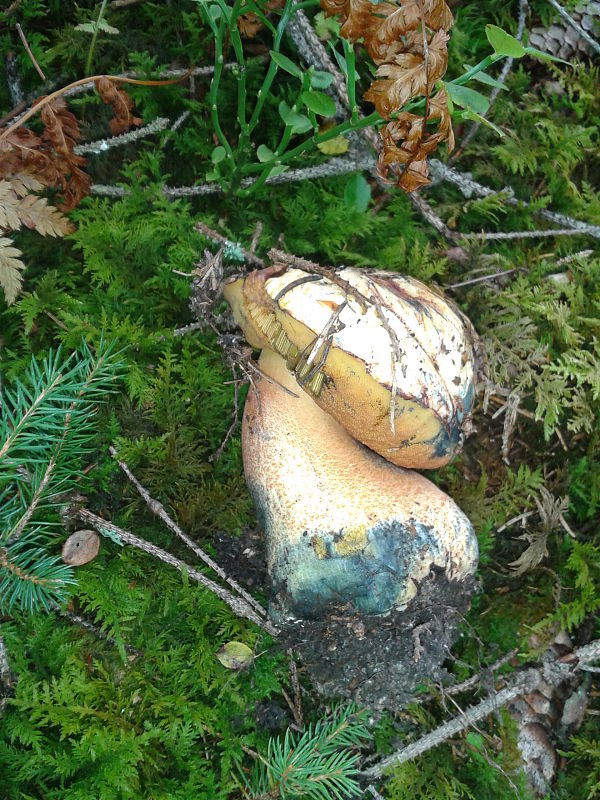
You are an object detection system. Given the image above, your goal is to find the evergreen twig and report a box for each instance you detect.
[0,341,121,613]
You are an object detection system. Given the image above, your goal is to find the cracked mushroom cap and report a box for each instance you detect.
[225,263,480,469]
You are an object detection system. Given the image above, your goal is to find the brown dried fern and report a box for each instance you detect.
[0,78,142,304]
[321,0,455,191]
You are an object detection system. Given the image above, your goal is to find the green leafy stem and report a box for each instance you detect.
[195,0,566,197]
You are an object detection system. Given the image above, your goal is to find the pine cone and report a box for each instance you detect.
[529,2,600,60]
[508,630,590,797]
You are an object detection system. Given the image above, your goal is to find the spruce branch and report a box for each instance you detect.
[0,340,121,613]
[249,703,372,799]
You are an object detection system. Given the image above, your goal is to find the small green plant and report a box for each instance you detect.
[245,703,372,799]
[195,0,552,196]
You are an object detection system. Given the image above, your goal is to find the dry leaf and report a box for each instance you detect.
[61,530,100,566]
[215,641,254,669]
[95,77,142,135]
[237,0,284,37]
[39,97,90,209]
[368,0,452,62]
[321,0,455,193]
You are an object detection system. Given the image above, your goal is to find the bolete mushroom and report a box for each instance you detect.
[224,262,480,705]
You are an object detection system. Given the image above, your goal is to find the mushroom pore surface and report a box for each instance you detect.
[243,348,478,623]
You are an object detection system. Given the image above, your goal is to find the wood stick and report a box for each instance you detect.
[109,446,267,618]
[78,508,279,637]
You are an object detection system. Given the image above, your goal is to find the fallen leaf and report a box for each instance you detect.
[215,641,253,670]
[61,530,100,566]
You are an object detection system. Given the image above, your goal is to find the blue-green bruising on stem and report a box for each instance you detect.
[248,483,478,623]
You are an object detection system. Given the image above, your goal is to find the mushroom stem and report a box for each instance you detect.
[243,348,478,623]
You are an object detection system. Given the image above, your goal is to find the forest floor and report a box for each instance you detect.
[0,1,599,798]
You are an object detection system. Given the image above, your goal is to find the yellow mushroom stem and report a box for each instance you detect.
[243,347,478,622]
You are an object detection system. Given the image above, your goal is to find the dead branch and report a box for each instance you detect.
[428,160,600,240]
[461,228,592,240]
[16,23,46,81]
[363,637,600,779]
[268,248,368,311]
[362,669,542,778]
[78,507,279,637]
[74,117,169,154]
[0,634,13,718]
[51,605,142,655]
[109,446,266,617]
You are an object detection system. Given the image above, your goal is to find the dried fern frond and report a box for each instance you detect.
[0,179,74,236]
[94,77,142,135]
[0,237,26,305]
[321,0,454,191]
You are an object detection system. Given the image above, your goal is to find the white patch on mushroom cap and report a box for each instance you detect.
[264,267,475,425]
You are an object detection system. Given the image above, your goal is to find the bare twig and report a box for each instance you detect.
[16,23,46,81]
[173,321,205,337]
[4,0,24,17]
[91,154,376,199]
[305,301,346,369]
[497,510,536,533]
[409,192,457,243]
[555,249,593,266]
[428,160,600,240]
[444,649,519,697]
[446,267,522,289]
[461,228,592,241]
[78,508,279,636]
[210,362,241,462]
[367,282,405,434]
[0,634,14,718]
[288,648,304,728]
[547,0,600,55]
[268,248,369,312]
[249,220,263,255]
[195,221,266,268]
[52,605,142,655]
[362,668,542,778]
[74,117,169,154]
[287,7,350,114]
[109,446,267,618]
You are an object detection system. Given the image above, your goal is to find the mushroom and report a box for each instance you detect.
[224,262,480,628]
[226,263,479,469]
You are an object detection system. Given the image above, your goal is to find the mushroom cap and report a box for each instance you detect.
[225,263,479,469]
[244,349,478,622]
